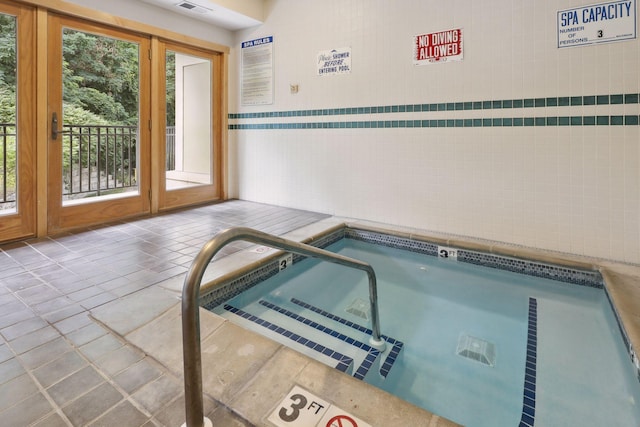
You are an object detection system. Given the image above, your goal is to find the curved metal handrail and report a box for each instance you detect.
[181,226,385,427]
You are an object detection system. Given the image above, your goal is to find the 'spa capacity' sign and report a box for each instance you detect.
[413,28,463,65]
[557,0,637,48]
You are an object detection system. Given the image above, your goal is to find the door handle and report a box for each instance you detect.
[51,112,70,140]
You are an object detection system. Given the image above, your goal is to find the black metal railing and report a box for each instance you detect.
[0,123,177,206]
[62,124,138,199]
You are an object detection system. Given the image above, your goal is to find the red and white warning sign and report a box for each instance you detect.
[413,28,463,65]
[320,405,371,427]
[268,386,372,427]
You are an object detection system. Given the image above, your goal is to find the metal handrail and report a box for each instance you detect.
[181,226,386,427]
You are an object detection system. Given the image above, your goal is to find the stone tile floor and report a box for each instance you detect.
[0,200,329,427]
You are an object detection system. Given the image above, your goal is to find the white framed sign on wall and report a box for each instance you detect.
[558,0,637,48]
[241,36,274,105]
[317,47,352,76]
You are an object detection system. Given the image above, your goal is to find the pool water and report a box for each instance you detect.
[208,238,640,427]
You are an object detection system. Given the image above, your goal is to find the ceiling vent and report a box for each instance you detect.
[175,1,211,15]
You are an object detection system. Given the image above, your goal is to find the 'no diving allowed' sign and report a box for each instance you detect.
[268,385,372,427]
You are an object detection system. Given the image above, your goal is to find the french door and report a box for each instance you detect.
[0,3,226,244]
[47,15,151,232]
[0,1,36,242]
[156,41,223,210]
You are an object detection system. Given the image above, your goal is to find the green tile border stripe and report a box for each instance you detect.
[229,115,640,129]
[229,93,639,120]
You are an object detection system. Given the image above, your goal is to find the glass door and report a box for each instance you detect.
[47,15,150,232]
[158,42,222,210]
[0,2,36,242]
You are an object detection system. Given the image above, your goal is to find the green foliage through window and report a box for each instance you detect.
[62,29,140,125]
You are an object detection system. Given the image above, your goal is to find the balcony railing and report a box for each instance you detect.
[0,123,176,207]
[62,124,138,199]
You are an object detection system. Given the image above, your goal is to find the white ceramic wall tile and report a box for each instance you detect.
[230,0,640,264]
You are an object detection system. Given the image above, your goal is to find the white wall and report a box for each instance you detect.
[229,0,640,264]
[176,55,212,176]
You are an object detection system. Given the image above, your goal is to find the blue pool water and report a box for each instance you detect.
[208,237,640,427]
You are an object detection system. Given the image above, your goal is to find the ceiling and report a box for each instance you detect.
[137,0,263,31]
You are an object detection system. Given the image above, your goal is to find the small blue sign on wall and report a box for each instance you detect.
[558,0,637,48]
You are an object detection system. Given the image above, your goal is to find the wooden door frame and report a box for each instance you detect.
[46,14,152,233]
[153,39,226,212]
[0,1,37,242]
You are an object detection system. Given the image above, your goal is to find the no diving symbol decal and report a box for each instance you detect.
[326,414,358,427]
[319,406,371,427]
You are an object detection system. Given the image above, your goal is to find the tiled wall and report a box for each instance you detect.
[229,0,640,264]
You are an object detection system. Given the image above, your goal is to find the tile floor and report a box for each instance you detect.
[0,200,329,427]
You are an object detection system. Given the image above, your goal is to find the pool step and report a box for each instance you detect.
[221,298,403,381]
[223,303,355,374]
[289,298,404,379]
[258,300,382,380]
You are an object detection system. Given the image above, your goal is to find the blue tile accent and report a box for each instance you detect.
[229,115,640,130]
[224,304,354,372]
[611,94,624,104]
[520,298,537,427]
[345,228,439,256]
[201,261,280,309]
[291,298,404,379]
[257,300,380,378]
[626,94,639,104]
[457,250,603,288]
[344,228,603,288]
[227,93,640,130]
[228,94,640,125]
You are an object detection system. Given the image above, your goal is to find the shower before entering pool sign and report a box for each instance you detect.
[268,385,372,427]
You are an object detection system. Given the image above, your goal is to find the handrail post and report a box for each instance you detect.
[181,227,385,427]
[182,237,220,427]
[365,270,385,350]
